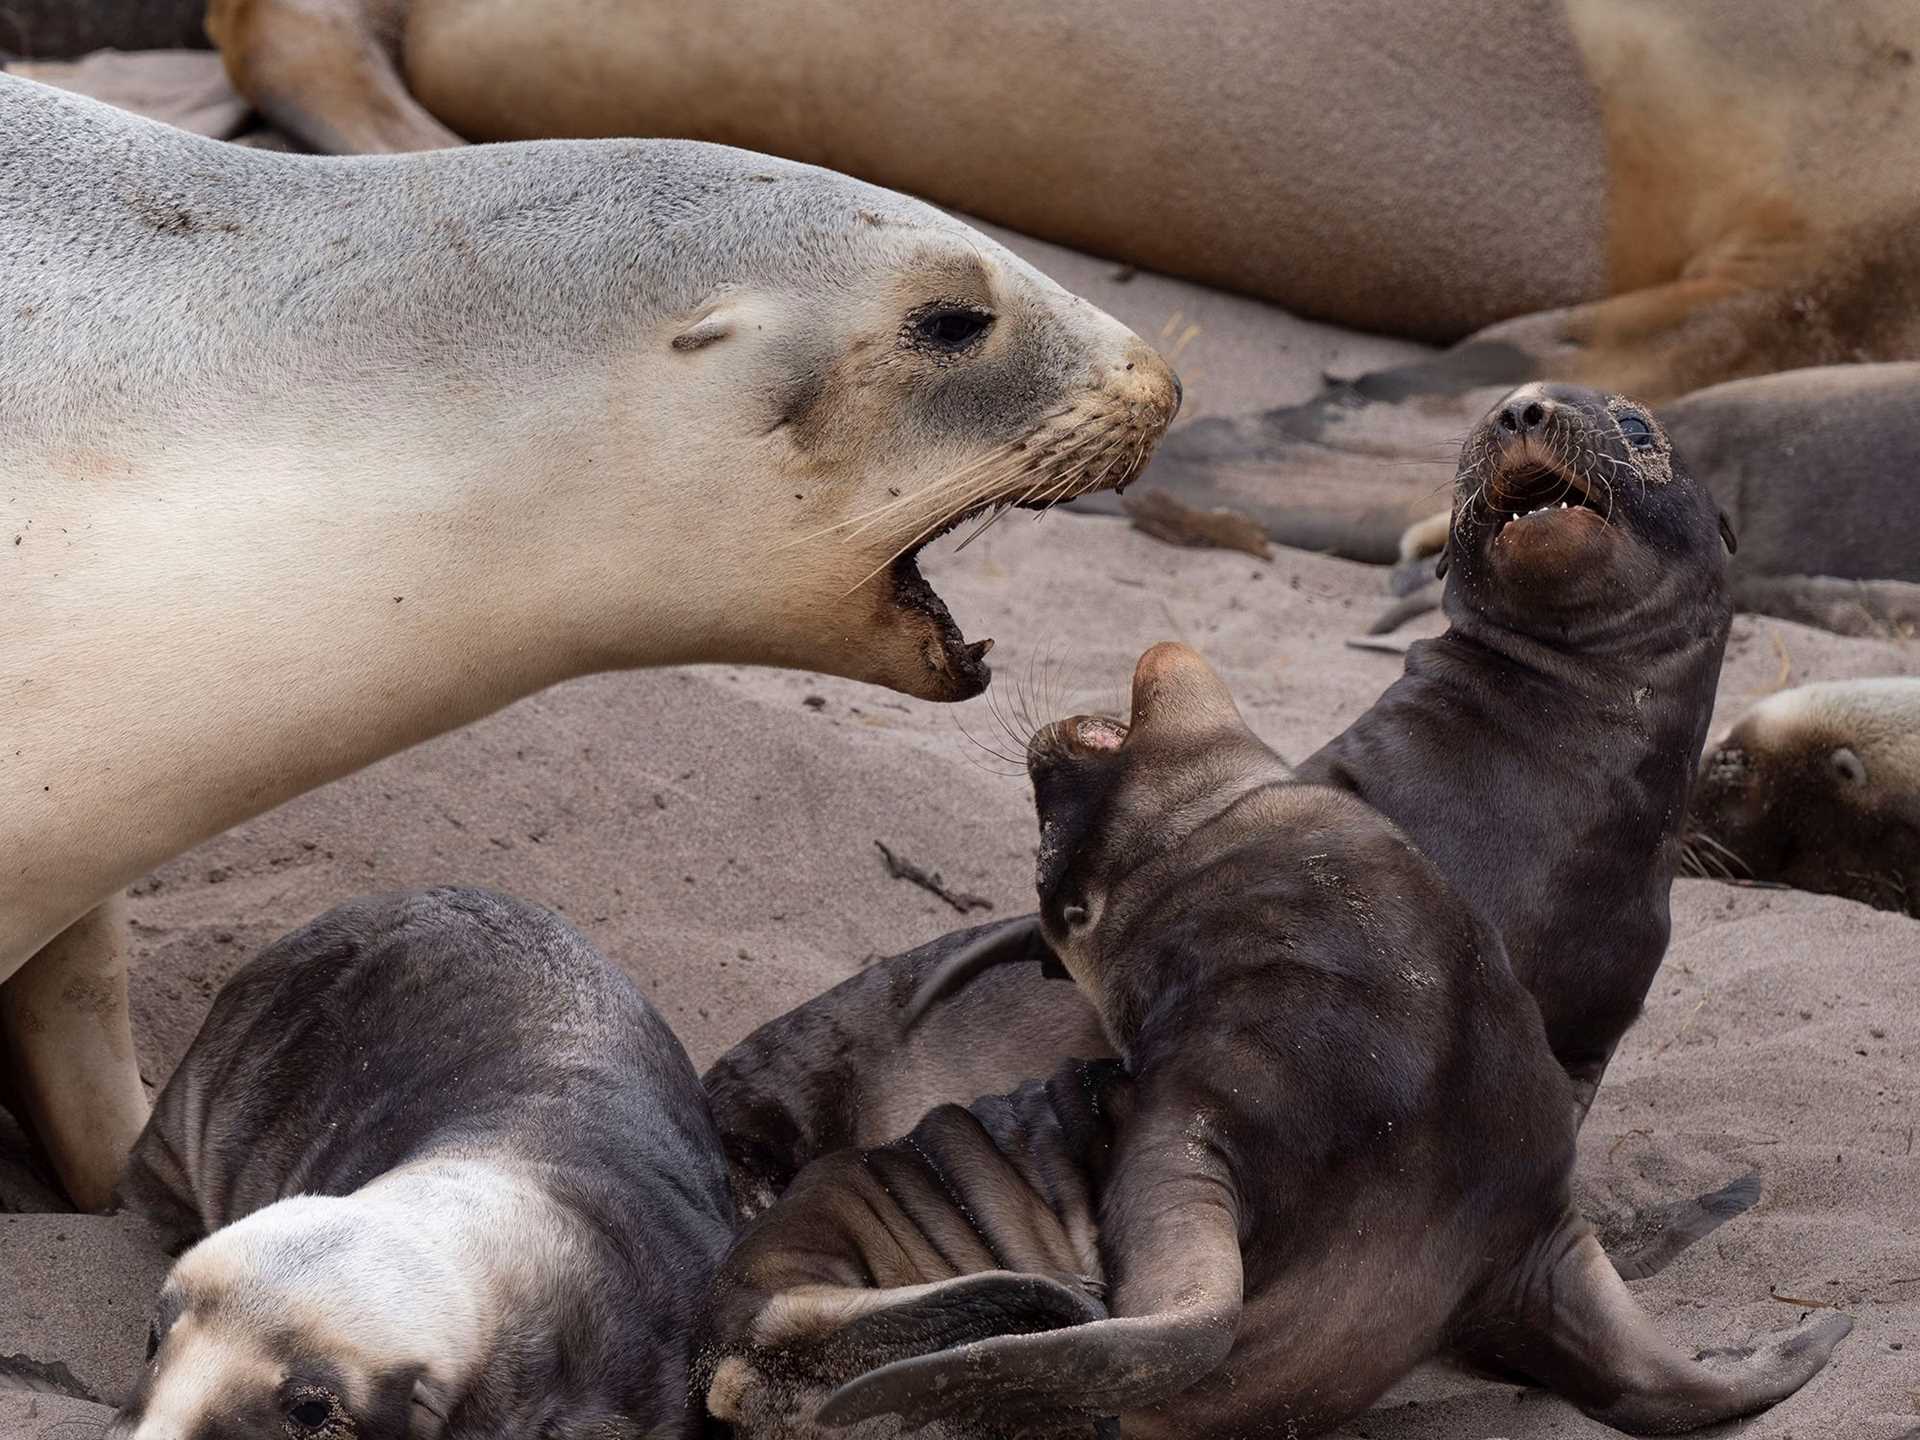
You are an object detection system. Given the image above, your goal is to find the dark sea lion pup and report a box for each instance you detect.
[701,383,1737,1215]
[1298,382,1736,1116]
[700,644,1848,1439]
[1684,678,1920,916]
[112,888,735,1440]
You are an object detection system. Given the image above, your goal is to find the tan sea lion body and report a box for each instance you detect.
[211,0,1920,397]
[0,75,1176,1207]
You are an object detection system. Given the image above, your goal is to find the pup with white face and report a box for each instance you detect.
[0,74,1178,1210]
[112,889,736,1439]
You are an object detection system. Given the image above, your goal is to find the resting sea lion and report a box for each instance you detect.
[0,74,1176,1207]
[210,1,1920,398]
[1683,679,1920,917]
[703,383,1733,1214]
[112,888,734,1439]
[698,643,1851,1439]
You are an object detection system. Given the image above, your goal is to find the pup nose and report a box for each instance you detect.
[1497,390,1557,439]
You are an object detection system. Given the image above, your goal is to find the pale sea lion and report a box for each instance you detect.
[705,384,1734,1207]
[698,643,1851,1439]
[208,1,1920,400]
[112,887,735,1439]
[0,75,1176,1208]
[1683,678,1920,917]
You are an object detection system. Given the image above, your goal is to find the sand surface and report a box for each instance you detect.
[3,52,1918,1440]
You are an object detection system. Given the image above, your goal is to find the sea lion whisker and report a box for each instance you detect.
[776,442,1027,550]
[1689,830,1752,877]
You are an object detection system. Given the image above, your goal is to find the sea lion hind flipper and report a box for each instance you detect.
[822,1132,1243,1429]
[1479,1227,1851,1432]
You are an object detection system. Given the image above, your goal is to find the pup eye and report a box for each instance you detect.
[912,306,994,351]
[287,1397,333,1431]
[1616,411,1656,448]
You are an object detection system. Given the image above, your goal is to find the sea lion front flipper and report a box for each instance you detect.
[1607,1171,1761,1283]
[901,914,1059,1031]
[1365,580,1444,636]
[1474,1223,1851,1432]
[207,0,468,155]
[819,1101,1243,1430]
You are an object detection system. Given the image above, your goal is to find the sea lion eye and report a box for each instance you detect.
[1616,411,1656,448]
[912,305,994,351]
[145,1323,160,1363]
[286,1396,334,1432]
[1829,747,1867,786]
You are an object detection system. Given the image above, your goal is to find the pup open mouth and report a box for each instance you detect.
[1486,456,1608,538]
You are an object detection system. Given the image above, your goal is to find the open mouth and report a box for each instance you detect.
[886,426,1161,694]
[1485,456,1608,539]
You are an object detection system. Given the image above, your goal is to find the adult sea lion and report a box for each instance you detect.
[1684,678,1920,917]
[0,75,1177,1208]
[112,887,735,1439]
[703,383,1734,1209]
[697,643,1851,1439]
[209,0,1920,403]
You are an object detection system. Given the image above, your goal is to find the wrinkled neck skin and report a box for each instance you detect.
[1438,555,1732,769]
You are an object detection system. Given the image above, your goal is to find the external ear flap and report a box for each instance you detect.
[902,915,1055,1032]
[819,1106,1244,1430]
[671,309,736,352]
[1718,510,1739,555]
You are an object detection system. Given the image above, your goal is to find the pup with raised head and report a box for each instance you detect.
[702,382,1733,1216]
[700,643,1848,1439]
[0,74,1178,1208]
[111,888,736,1439]
[1684,678,1920,916]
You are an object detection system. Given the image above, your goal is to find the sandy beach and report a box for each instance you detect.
[2,53,1917,1440]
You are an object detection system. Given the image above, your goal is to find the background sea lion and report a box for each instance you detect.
[207,1,1920,402]
[112,887,735,1439]
[700,643,1851,1439]
[704,383,1733,1206]
[1683,678,1920,917]
[0,74,1176,1208]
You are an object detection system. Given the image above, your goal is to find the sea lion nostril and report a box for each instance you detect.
[1499,399,1551,435]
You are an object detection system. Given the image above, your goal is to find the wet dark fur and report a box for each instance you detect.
[703,657,1846,1438]
[117,887,736,1439]
[702,387,1731,1220]
[1298,386,1732,1110]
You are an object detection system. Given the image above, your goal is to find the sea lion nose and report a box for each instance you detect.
[1497,392,1556,438]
